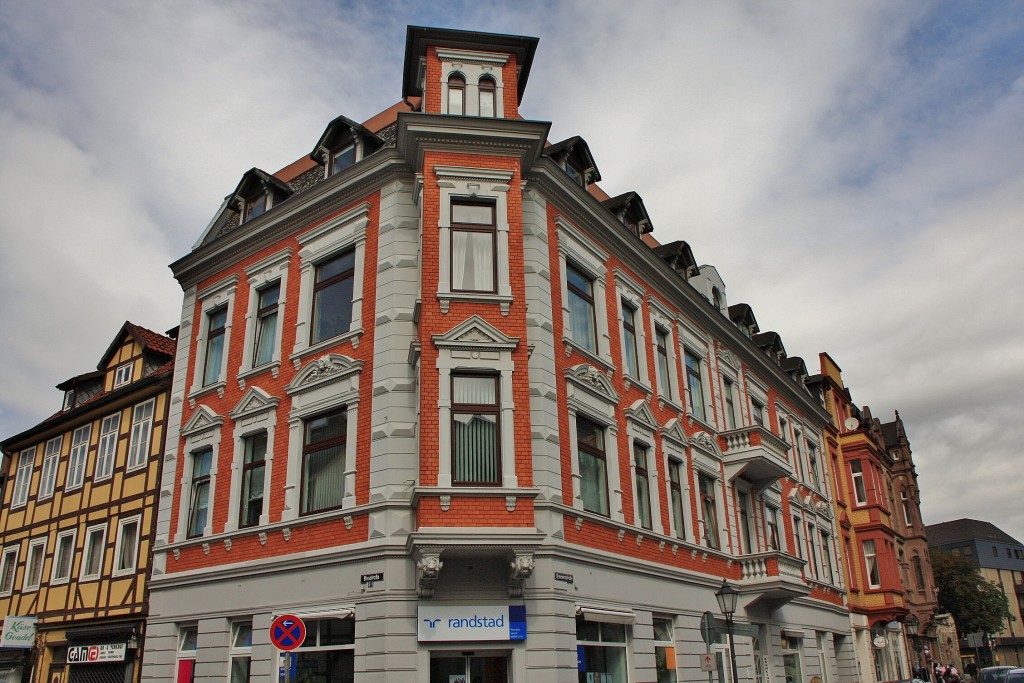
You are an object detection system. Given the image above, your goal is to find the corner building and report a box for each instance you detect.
[142,27,856,683]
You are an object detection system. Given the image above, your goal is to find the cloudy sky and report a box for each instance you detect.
[2,2,1022,542]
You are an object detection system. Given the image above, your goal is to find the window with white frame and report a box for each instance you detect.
[557,218,611,364]
[765,504,781,551]
[792,515,804,560]
[654,617,678,683]
[698,473,720,550]
[292,618,355,681]
[450,200,497,294]
[203,306,228,386]
[633,442,653,530]
[66,424,91,490]
[113,363,133,388]
[11,448,34,507]
[127,399,155,470]
[292,203,367,360]
[576,615,629,683]
[239,432,267,528]
[751,399,765,426]
[177,626,198,683]
[190,274,238,395]
[230,622,253,683]
[252,283,280,367]
[0,546,19,596]
[807,522,820,579]
[850,460,867,505]
[668,458,687,541]
[738,490,754,554]
[244,193,267,222]
[451,373,501,485]
[438,48,508,118]
[51,529,76,584]
[620,300,640,379]
[820,530,835,584]
[95,412,121,481]
[655,326,673,401]
[782,634,804,683]
[114,515,140,575]
[901,489,913,526]
[302,410,347,515]
[39,436,62,499]
[238,249,290,380]
[649,303,679,406]
[684,350,706,421]
[567,263,598,353]
[330,143,356,176]
[23,538,45,591]
[723,376,738,430]
[187,449,213,537]
[863,539,881,587]
[577,415,610,517]
[807,441,821,490]
[81,524,106,580]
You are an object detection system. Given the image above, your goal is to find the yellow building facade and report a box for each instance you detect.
[0,323,174,683]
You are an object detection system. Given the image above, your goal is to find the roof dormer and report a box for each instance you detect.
[403,26,539,119]
[728,303,759,339]
[543,136,601,187]
[227,168,293,224]
[752,331,786,363]
[602,192,653,237]
[310,114,386,178]
[654,240,699,280]
[781,356,808,383]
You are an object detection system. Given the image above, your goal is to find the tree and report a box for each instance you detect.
[930,548,1014,636]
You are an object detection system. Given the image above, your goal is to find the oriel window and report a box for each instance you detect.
[450,200,496,293]
[451,374,500,485]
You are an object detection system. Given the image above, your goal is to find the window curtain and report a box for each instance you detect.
[254,311,277,365]
[304,445,345,512]
[452,230,493,292]
[452,376,498,483]
[569,291,596,350]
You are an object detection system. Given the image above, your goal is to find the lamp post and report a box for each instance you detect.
[716,579,741,683]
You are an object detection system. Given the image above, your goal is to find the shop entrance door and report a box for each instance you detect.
[430,652,508,683]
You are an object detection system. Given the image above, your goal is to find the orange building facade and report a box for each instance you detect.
[140,27,857,683]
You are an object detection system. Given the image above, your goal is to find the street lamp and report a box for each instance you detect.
[716,579,741,683]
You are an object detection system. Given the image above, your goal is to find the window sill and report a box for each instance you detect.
[188,381,226,407]
[622,376,652,394]
[438,292,513,316]
[236,361,281,390]
[290,328,364,369]
[561,337,615,372]
[658,396,684,414]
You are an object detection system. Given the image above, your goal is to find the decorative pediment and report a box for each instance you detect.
[690,430,722,457]
[624,399,658,433]
[230,386,280,420]
[565,364,618,404]
[661,418,689,448]
[432,315,519,352]
[816,500,834,520]
[287,354,363,395]
[181,405,224,437]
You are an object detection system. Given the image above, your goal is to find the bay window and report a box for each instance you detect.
[450,201,496,294]
[451,373,500,485]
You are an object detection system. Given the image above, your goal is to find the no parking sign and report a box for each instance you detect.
[270,614,306,652]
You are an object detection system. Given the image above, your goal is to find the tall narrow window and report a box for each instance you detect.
[576,616,628,683]
[39,436,62,499]
[633,444,652,530]
[478,75,496,117]
[698,474,719,550]
[567,264,597,352]
[239,433,267,528]
[187,449,212,538]
[752,400,765,426]
[738,491,753,554]
[792,516,804,559]
[450,201,496,293]
[766,505,780,551]
[302,410,347,515]
[576,416,609,516]
[820,531,835,584]
[252,282,280,367]
[127,399,155,470]
[23,539,45,591]
[311,250,355,345]
[447,73,465,115]
[66,424,91,490]
[807,443,821,489]
[850,461,867,505]
[52,530,76,584]
[912,554,925,589]
[95,413,121,481]
[230,622,253,683]
[12,448,34,507]
[81,525,106,580]
[203,307,227,386]
[452,374,500,485]
[115,517,140,574]
[863,539,881,587]
[653,617,678,683]
[807,522,820,579]
[900,489,913,526]
[621,301,639,378]
[684,351,706,421]
[669,459,686,540]
[0,547,18,596]
[177,626,198,683]
[723,378,737,429]
[655,327,672,400]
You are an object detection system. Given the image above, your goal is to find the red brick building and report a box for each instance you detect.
[141,27,856,683]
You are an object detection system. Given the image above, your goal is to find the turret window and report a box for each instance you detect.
[447,73,465,115]
[478,75,496,117]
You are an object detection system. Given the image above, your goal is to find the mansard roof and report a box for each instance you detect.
[926,518,1022,547]
[403,26,539,103]
[602,192,653,235]
[309,114,386,165]
[226,167,294,212]
[543,136,602,184]
[654,240,699,279]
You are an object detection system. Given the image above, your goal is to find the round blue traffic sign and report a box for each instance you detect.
[270,614,307,651]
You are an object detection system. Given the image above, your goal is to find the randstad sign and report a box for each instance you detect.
[418,605,526,642]
[1,616,37,649]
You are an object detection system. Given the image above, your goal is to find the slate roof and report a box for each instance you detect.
[925,519,1022,547]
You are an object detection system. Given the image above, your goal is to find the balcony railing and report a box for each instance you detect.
[719,425,794,490]
[738,550,811,604]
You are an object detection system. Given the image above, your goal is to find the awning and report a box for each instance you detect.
[65,622,142,644]
[576,606,636,625]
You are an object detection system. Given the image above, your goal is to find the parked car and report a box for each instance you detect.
[1002,669,1024,683]
[980,667,1019,683]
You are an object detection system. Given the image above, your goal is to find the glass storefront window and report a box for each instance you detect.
[577,616,629,683]
[654,617,677,683]
[429,654,508,683]
[295,618,355,683]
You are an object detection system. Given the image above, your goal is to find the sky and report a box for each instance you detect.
[1,1,1023,543]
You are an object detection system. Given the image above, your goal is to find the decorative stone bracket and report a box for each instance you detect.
[508,552,535,598]
[416,551,444,598]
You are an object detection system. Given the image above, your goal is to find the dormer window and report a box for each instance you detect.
[331,144,356,176]
[63,389,76,411]
[564,162,583,186]
[245,193,267,222]
[478,75,496,117]
[447,73,466,115]
[113,363,133,388]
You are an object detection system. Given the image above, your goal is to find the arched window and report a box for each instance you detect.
[478,75,496,117]
[712,287,722,310]
[447,73,465,115]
